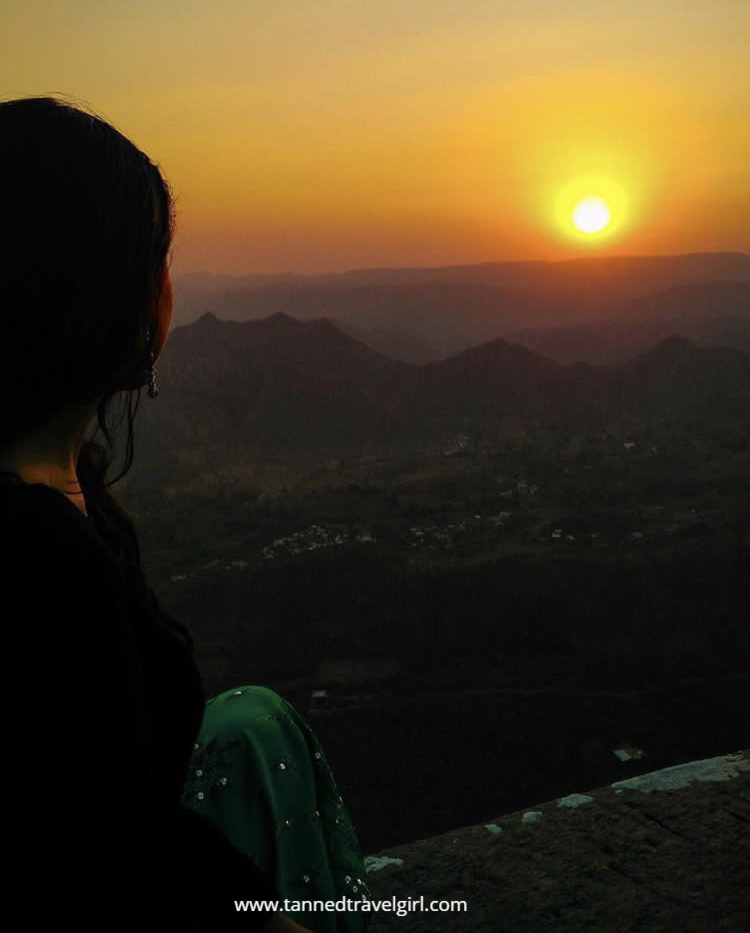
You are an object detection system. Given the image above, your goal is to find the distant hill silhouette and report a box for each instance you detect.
[510,281,750,363]
[173,253,750,362]
[149,311,412,457]
[613,335,750,420]
[407,336,613,426]
[133,311,750,489]
[178,280,535,359]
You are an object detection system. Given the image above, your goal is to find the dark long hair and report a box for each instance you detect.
[0,95,175,566]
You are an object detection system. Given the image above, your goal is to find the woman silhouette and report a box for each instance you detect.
[0,96,369,932]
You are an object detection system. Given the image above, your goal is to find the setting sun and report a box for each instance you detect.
[550,174,630,246]
[572,197,611,234]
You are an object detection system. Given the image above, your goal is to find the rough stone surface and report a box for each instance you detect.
[364,750,750,932]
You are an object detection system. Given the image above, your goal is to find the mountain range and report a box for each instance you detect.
[172,252,750,364]
[131,307,750,491]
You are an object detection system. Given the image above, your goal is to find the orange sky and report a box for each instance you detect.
[3,1,749,274]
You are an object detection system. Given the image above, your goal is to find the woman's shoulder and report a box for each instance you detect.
[0,475,132,592]
[0,475,192,642]
[0,474,93,540]
[0,473,196,651]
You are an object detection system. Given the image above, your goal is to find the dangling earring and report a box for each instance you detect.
[146,327,159,398]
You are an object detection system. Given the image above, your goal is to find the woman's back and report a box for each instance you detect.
[0,475,278,928]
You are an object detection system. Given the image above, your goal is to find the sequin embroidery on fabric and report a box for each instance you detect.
[180,685,371,932]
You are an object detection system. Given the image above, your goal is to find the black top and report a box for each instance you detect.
[0,474,279,930]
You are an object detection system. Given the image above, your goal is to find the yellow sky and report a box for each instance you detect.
[3,0,749,273]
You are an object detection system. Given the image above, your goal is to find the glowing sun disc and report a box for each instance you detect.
[572,196,611,233]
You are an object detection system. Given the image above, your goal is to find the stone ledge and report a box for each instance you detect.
[364,751,750,932]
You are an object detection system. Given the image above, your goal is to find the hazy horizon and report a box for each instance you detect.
[172,248,750,281]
